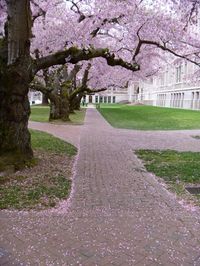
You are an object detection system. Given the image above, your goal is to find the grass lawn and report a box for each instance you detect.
[31,129,77,156]
[30,105,50,122]
[0,130,77,210]
[136,150,200,201]
[30,105,86,124]
[98,104,200,130]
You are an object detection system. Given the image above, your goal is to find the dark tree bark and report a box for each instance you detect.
[73,93,84,110]
[34,48,140,73]
[42,94,49,105]
[60,81,71,121]
[48,93,61,120]
[0,0,33,165]
[69,95,80,112]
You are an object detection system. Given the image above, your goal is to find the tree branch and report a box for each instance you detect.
[81,62,92,88]
[30,81,53,94]
[33,47,140,73]
[66,0,93,22]
[91,15,124,37]
[133,39,200,66]
[84,87,107,94]
[31,0,46,23]
[183,0,198,30]
[67,64,82,81]
[68,62,92,100]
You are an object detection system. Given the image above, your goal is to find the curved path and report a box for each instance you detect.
[1,108,200,265]
[29,121,82,148]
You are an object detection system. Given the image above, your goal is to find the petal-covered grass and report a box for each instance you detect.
[98,104,200,130]
[0,130,77,210]
[0,174,71,210]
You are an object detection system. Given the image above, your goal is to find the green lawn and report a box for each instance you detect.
[31,129,77,157]
[136,150,200,200]
[30,105,86,124]
[0,130,77,210]
[30,105,50,122]
[98,104,200,130]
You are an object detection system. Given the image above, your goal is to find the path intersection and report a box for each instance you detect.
[1,108,200,265]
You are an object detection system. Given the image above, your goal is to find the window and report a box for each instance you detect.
[161,74,164,86]
[95,96,98,103]
[191,92,194,109]
[184,62,187,77]
[165,71,168,84]
[195,92,200,109]
[176,65,182,83]
[104,96,107,103]
[181,93,184,108]
[100,96,103,103]
[108,96,111,103]
[113,96,116,103]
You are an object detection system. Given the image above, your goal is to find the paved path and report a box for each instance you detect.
[1,108,200,265]
[29,121,82,148]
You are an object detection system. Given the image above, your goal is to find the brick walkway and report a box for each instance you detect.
[1,108,200,265]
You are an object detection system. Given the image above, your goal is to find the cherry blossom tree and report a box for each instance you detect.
[31,62,106,121]
[0,0,200,168]
[0,0,139,167]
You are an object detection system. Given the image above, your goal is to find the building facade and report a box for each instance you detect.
[85,86,129,104]
[132,61,200,110]
[86,60,200,110]
[28,90,43,105]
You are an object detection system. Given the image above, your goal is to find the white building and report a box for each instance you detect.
[88,59,200,110]
[131,60,200,110]
[85,86,128,104]
[86,86,131,104]
[28,90,42,105]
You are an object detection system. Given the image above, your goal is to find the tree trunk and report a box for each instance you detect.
[49,99,61,120]
[70,94,82,112]
[0,0,33,169]
[0,68,33,164]
[60,82,71,121]
[69,97,76,113]
[7,0,32,65]
[60,97,70,121]
[42,93,49,105]
[45,90,61,121]
[74,93,84,110]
